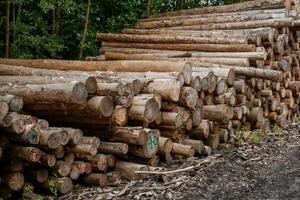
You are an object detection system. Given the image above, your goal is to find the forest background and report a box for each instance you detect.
[0,0,245,60]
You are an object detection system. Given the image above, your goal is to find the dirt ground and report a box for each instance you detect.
[60,124,300,200]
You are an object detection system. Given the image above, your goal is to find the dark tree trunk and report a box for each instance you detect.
[79,0,91,60]
[5,0,10,58]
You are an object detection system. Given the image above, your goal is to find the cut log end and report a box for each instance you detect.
[72,81,88,104]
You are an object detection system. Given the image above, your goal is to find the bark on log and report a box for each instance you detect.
[25,169,48,184]
[142,79,181,102]
[181,138,204,155]
[0,60,193,79]
[128,129,159,158]
[122,27,275,43]
[0,81,88,104]
[178,87,198,109]
[103,41,256,52]
[82,173,107,186]
[0,94,23,112]
[96,82,133,108]
[98,142,129,156]
[128,95,160,123]
[203,104,234,123]
[160,112,183,127]
[65,144,98,156]
[41,153,56,167]
[97,33,248,44]
[0,75,97,94]
[158,137,173,156]
[163,18,294,30]
[115,160,150,180]
[135,13,287,29]
[42,177,73,194]
[9,145,41,163]
[171,143,195,158]
[79,136,101,148]
[1,172,24,191]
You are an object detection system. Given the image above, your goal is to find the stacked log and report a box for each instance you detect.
[2,0,300,197]
[94,0,300,150]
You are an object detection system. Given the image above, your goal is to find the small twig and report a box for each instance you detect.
[134,156,217,175]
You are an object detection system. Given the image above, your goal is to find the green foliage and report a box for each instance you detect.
[1,0,245,59]
[48,180,58,197]
[23,183,34,193]
[250,131,262,144]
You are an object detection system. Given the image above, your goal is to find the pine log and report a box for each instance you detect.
[0,60,193,80]
[9,145,41,163]
[193,67,235,86]
[79,136,101,148]
[158,137,173,156]
[164,18,294,30]
[74,161,87,174]
[135,12,287,29]
[1,172,24,191]
[99,142,129,155]
[160,112,183,127]
[69,165,80,180]
[41,153,56,168]
[247,107,264,123]
[0,102,9,120]
[0,94,23,112]
[98,33,250,44]
[1,112,25,133]
[142,79,181,102]
[215,78,228,96]
[64,153,75,165]
[105,127,148,145]
[52,160,71,177]
[128,95,160,123]
[103,41,256,52]
[128,130,159,158]
[234,80,247,94]
[178,87,198,109]
[187,119,210,138]
[65,144,98,156]
[38,129,64,149]
[82,173,107,186]
[0,81,88,104]
[42,177,73,194]
[181,138,205,155]
[114,160,150,180]
[203,104,233,123]
[0,75,97,94]
[25,169,48,184]
[171,143,195,158]
[96,82,133,108]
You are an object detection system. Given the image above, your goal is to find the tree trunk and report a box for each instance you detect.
[5,0,10,58]
[79,0,91,60]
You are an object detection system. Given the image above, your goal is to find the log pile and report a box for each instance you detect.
[95,0,300,133]
[1,0,300,197]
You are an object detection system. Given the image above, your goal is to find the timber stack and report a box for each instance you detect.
[0,0,300,198]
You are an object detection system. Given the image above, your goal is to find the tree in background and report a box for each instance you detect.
[0,0,244,60]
